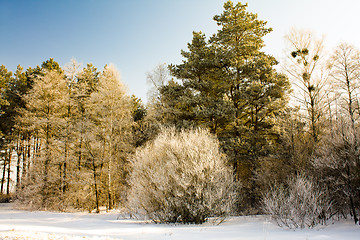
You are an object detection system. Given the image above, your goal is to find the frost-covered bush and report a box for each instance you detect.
[127,127,236,224]
[262,175,331,229]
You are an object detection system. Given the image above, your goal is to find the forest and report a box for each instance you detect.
[0,1,359,228]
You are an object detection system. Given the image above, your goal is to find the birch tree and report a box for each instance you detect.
[328,43,360,129]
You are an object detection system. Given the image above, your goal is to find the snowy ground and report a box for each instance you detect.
[0,203,359,240]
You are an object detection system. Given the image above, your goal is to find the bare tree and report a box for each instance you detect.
[146,63,170,104]
[314,122,360,225]
[284,29,330,144]
[328,43,360,131]
[311,43,360,225]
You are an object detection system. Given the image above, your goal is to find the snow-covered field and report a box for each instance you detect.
[0,203,359,240]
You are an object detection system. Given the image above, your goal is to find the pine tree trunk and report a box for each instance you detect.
[21,138,31,184]
[16,139,22,191]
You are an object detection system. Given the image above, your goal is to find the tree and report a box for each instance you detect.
[255,107,313,195]
[317,43,360,225]
[84,64,133,211]
[0,65,12,133]
[284,29,329,144]
[76,63,100,96]
[11,60,63,194]
[146,63,170,104]
[68,63,101,211]
[160,1,291,210]
[214,2,290,209]
[0,65,12,196]
[41,58,63,74]
[314,123,360,225]
[168,31,234,134]
[13,60,136,212]
[18,70,69,209]
[304,43,360,226]
[128,127,236,224]
[328,43,360,130]
[57,59,82,195]
[130,95,155,148]
[73,63,100,171]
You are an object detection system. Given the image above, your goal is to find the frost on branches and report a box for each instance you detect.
[127,127,237,224]
[262,175,332,229]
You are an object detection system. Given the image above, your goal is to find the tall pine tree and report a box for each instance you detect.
[159,1,291,211]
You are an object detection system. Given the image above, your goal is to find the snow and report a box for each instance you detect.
[0,203,359,240]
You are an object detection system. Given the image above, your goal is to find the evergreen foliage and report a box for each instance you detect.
[0,0,359,227]
[158,1,291,211]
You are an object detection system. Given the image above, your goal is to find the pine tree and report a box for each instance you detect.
[0,65,13,196]
[168,31,234,134]
[160,1,291,210]
[73,63,100,171]
[0,65,12,134]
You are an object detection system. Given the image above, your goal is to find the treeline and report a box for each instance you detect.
[0,60,139,212]
[0,1,359,226]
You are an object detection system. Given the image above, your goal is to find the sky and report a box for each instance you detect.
[1,0,360,102]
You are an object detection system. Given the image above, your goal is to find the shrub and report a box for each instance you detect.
[127,127,236,224]
[0,194,12,203]
[262,175,332,229]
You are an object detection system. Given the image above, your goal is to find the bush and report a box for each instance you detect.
[262,175,332,229]
[0,194,12,203]
[127,127,236,224]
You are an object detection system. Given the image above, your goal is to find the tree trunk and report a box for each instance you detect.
[62,139,67,193]
[21,139,27,185]
[78,136,82,171]
[6,148,12,195]
[1,149,8,194]
[346,164,359,224]
[92,157,100,213]
[16,139,22,191]
[107,140,113,211]
[349,194,358,224]
[44,121,50,187]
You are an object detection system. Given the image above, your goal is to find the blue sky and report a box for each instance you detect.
[1,0,360,102]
